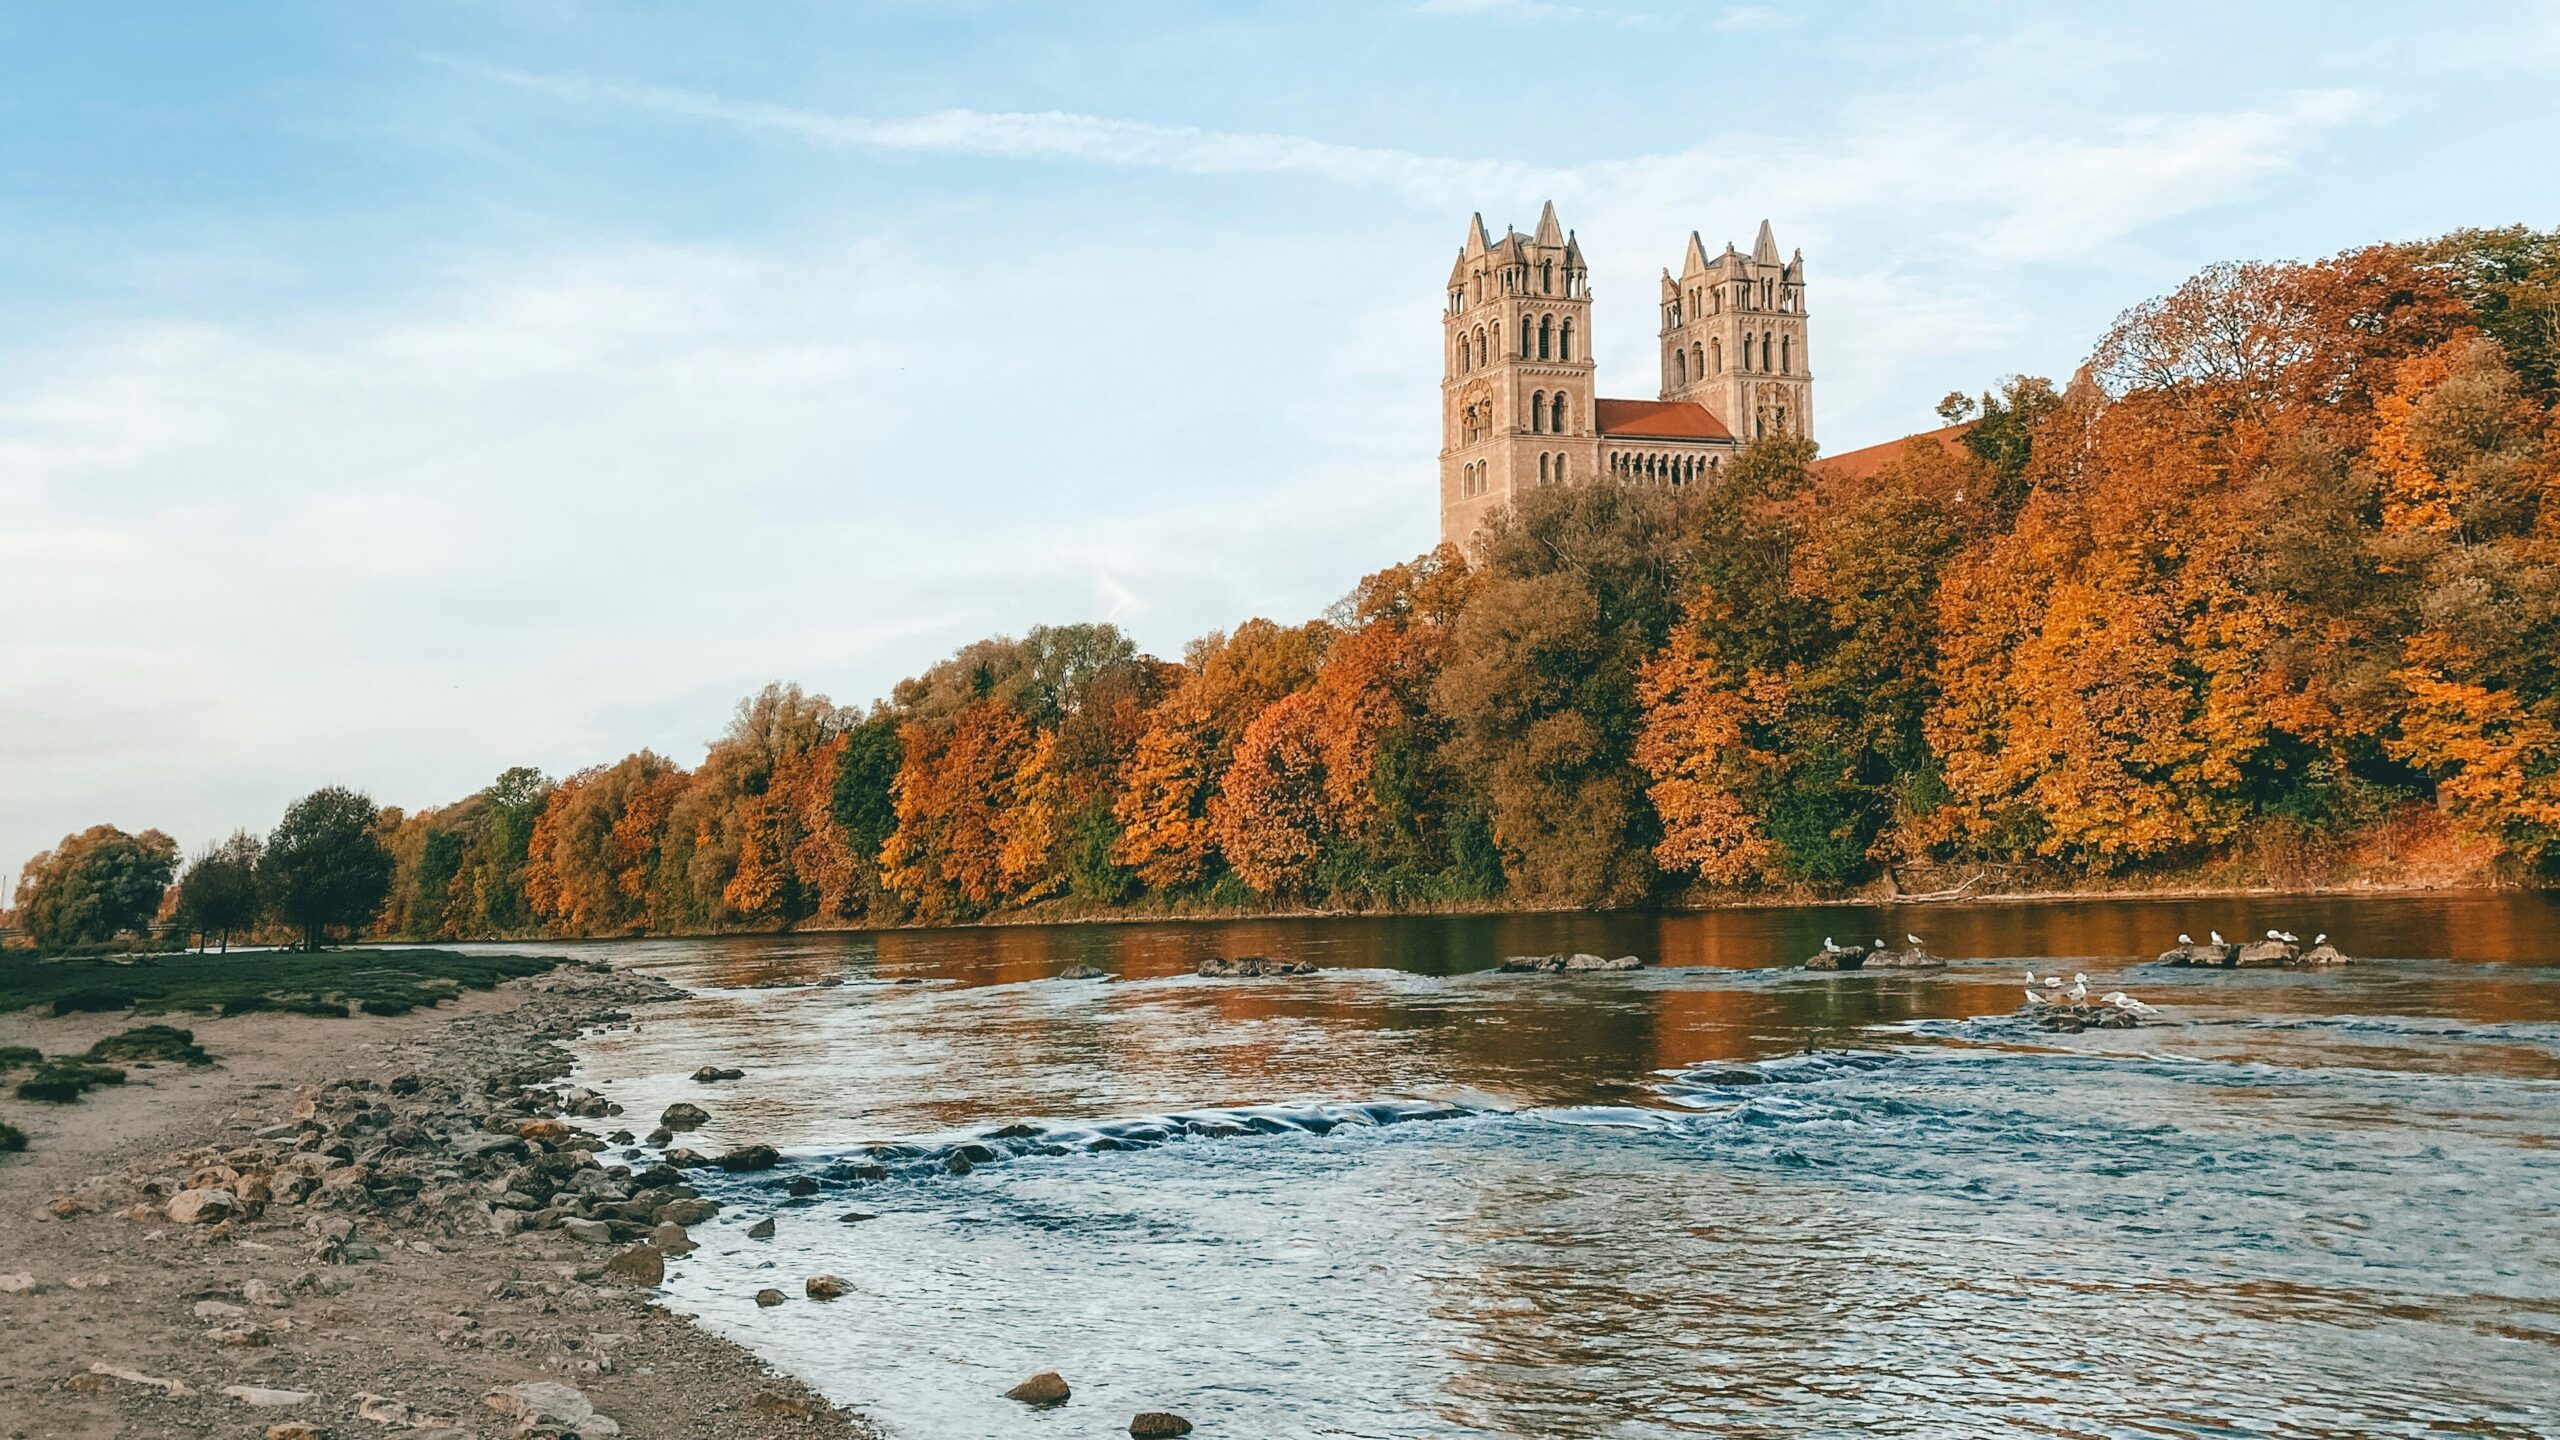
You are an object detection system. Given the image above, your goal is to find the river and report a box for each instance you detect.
[529,893,2560,1437]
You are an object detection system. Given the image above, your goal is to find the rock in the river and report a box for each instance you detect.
[805,1274,849,1301]
[754,1287,787,1307]
[1130,1413,1194,1438]
[714,1144,781,1172]
[746,1217,776,1240]
[1197,955,1315,978]
[651,1221,696,1255]
[483,1380,621,1437]
[602,1244,665,1286]
[784,1176,820,1198]
[654,1197,719,1226]
[1865,946,1944,970]
[1056,964,1110,980]
[2156,943,2235,967]
[1801,943,1865,971]
[2233,939,2298,967]
[658,1102,710,1131]
[690,1065,745,1083]
[2299,942,2351,965]
[166,1187,241,1225]
[1005,1371,1072,1406]
[1503,953,1646,974]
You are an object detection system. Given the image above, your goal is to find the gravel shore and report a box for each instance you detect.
[0,959,877,1440]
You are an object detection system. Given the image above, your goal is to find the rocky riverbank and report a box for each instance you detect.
[0,961,874,1440]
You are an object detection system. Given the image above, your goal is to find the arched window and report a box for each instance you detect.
[1540,260,1553,294]
[1531,391,1547,433]
[1560,319,1574,361]
[1555,453,1566,483]
[1693,343,1704,380]
[1539,315,1553,360]
[1551,393,1566,433]
[1521,317,1533,357]
[1475,329,1487,367]
[1781,335,1792,373]
[1675,349,1688,386]
[1712,337,1723,373]
[1539,452,1550,484]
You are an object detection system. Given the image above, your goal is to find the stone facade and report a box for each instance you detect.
[1439,201,1812,548]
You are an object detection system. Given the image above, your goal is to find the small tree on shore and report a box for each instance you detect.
[176,831,264,953]
[259,788,394,951]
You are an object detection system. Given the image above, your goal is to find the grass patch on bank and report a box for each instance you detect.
[0,948,562,1020]
[17,1060,126,1103]
[0,1118,25,1152]
[83,1024,212,1066]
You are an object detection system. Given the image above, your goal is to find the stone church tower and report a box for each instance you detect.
[1439,203,1812,548]
[1657,219,1812,444]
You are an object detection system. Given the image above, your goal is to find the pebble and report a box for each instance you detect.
[220,1384,315,1407]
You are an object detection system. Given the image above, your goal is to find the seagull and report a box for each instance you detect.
[2280,930,2299,944]
[1824,936,1837,950]
[2313,933,2327,946]
[2178,933,2194,946]
[2040,974,2063,989]
[2267,929,2283,941]
[2210,931,2224,946]
[1906,933,1923,947]
[2066,974,2088,1003]
[2100,990,2160,1016]
[2023,985,2044,1006]
[1872,939,1885,949]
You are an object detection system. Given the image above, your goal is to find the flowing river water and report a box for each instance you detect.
[526,894,2560,1438]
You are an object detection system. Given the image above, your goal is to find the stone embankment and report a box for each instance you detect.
[0,961,873,1439]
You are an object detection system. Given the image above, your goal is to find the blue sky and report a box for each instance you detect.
[5,0,2558,879]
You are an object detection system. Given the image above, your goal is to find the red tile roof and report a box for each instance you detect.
[1593,398,1733,441]
[1810,421,1974,483]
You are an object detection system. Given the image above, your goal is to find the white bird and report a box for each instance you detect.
[2210,930,2224,946]
[2267,929,2282,941]
[2023,986,2044,1006]
[1872,939,1884,949]
[2281,930,2299,944]
[2178,933,2194,946]
[2313,933,2327,946]
[2100,990,2160,1016]
[2040,974,2062,989]
[2066,974,2088,1003]
[1824,936,1836,949]
[1905,933,1923,947]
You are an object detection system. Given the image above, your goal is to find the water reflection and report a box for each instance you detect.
[522,892,2560,1439]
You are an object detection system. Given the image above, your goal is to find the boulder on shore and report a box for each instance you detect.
[1005,1371,1072,1406]
[658,1102,710,1130]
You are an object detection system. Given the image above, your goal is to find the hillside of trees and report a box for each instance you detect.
[13,226,2560,947]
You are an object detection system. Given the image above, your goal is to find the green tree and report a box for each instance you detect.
[259,787,395,951]
[12,824,180,949]
[175,831,263,952]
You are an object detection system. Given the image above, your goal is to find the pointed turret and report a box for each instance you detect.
[1533,200,1565,247]
[1564,230,1585,269]
[1752,219,1779,265]
[1683,231,1710,275]
[1465,213,1491,257]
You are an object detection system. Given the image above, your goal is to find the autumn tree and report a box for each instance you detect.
[1113,619,1332,893]
[12,824,180,950]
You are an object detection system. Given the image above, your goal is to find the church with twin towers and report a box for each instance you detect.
[1440,200,1811,546]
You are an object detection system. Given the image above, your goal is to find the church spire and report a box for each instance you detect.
[1464,212,1492,257]
[1533,199,1565,247]
[1752,219,1779,265]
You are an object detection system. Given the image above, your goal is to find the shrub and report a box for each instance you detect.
[216,994,274,1016]
[0,1118,25,1152]
[83,1025,211,1066]
[0,1046,40,1072]
[16,1061,127,1103]
[358,996,418,1016]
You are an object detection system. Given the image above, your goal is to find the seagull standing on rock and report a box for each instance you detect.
[2210,931,2225,946]
[1906,933,1923,947]
[2178,933,2194,946]
[2066,974,2088,1003]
